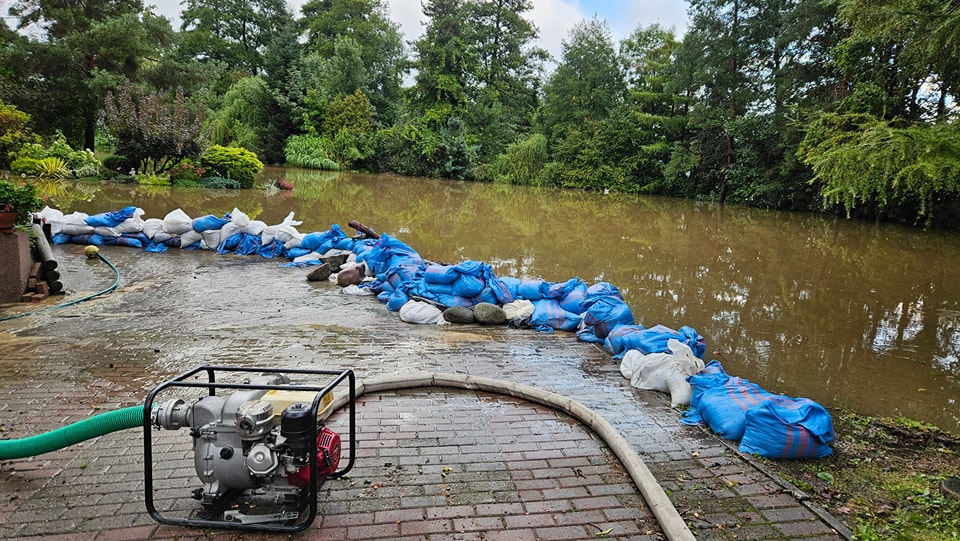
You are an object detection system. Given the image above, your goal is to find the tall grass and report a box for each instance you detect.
[284,135,340,171]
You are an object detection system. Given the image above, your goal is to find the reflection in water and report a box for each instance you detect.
[55,168,960,432]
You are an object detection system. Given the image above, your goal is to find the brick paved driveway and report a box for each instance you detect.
[0,244,849,540]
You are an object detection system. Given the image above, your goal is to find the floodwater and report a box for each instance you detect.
[53,166,960,433]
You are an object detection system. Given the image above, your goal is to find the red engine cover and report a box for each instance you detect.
[287,426,342,488]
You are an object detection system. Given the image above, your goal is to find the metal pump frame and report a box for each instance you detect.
[142,365,356,533]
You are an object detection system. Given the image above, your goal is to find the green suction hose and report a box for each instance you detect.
[0,406,144,460]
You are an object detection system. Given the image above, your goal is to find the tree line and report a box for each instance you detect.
[2,0,959,228]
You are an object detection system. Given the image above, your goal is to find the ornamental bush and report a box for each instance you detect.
[199,145,263,189]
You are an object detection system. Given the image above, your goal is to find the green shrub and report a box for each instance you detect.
[102,154,132,173]
[198,176,241,189]
[284,135,340,171]
[199,145,263,189]
[67,165,102,179]
[37,157,67,179]
[0,101,39,170]
[10,157,41,176]
[476,134,548,185]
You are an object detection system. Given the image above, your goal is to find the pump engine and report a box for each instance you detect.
[150,373,342,525]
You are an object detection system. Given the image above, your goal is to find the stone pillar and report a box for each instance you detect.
[0,231,31,303]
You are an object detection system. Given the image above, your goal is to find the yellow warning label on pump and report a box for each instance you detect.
[262,389,335,422]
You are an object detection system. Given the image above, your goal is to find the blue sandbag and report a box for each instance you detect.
[363,233,424,277]
[192,214,229,232]
[604,324,705,359]
[258,240,285,258]
[689,378,774,440]
[530,299,582,333]
[300,225,346,252]
[424,282,455,296]
[217,232,243,253]
[386,290,409,311]
[576,296,635,344]
[85,206,138,227]
[163,237,181,248]
[499,276,521,299]
[603,324,646,358]
[586,282,623,301]
[70,233,105,246]
[122,232,150,245]
[333,238,355,251]
[51,233,72,245]
[376,290,392,303]
[235,233,261,255]
[738,397,835,459]
[103,236,143,249]
[284,247,311,260]
[547,277,588,314]
[516,279,549,301]
[145,241,168,253]
[423,264,460,284]
[451,275,484,298]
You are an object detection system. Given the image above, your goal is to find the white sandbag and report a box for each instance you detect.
[228,207,251,228]
[283,234,304,249]
[93,226,120,237]
[180,230,203,247]
[620,339,705,407]
[262,212,303,245]
[162,208,193,234]
[60,212,94,236]
[341,284,375,296]
[502,299,535,320]
[242,219,267,236]
[37,207,64,235]
[142,218,164,239]
[293,252,321,263]
[113,208,145,233]
[399,300,443,324]
[220,221,241,240]
[202,229,221,248]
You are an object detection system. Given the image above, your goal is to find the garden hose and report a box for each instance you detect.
[0,246,121,322]
[0,406,144,460]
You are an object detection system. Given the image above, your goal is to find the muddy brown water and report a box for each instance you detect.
[45,167,960,433]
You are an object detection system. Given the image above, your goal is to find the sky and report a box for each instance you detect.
[143,0,691,64]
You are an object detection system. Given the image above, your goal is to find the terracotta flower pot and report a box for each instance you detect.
[0,209,17,231]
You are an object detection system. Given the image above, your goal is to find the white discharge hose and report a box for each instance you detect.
[329,372,696,541]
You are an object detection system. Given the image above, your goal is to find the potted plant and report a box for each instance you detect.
[0,179,44,231]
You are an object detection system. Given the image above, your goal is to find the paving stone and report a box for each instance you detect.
[0,245,848,540]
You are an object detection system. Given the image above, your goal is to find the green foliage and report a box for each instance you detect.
[0,179,44,226]
[167,162,207,184]
[2,2,175,150]
[179,0,294,76]
[208,76,269,154]
[101,83,207,174]
[198,176,242,189]
[0,101,39,170]
[8,132,103,179]
[136,172,169,186]
[284,135,340,171]
[102,155,132,173]
[799,113,960,224]
[45,131,101,169]
[476,134,548,186]
[200,145,264,188]
[10,157,41,176]
[36,157,67,179]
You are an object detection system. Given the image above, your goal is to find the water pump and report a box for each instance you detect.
[143,366,355,532]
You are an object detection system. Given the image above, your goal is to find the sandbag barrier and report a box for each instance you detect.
[37,205,835,459]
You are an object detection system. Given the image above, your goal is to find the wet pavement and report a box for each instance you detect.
[0,244,851,540]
